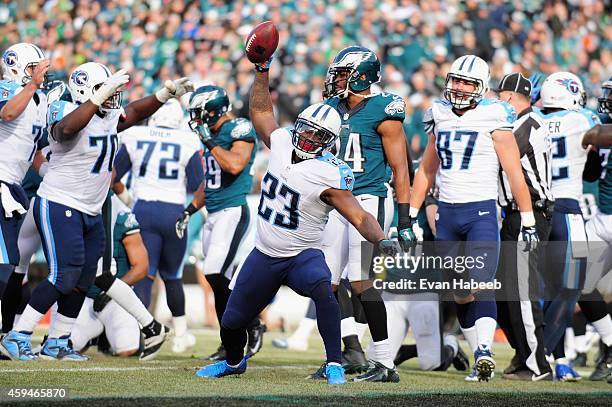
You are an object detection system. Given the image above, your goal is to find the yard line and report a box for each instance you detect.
[0,365,306,373]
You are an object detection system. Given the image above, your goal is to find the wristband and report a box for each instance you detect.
[202,139,218,150]
[397,203,410,221]
[520,211,536,227]
[39,162,49,177]
[185,203,199,216]
[409,206,420,218]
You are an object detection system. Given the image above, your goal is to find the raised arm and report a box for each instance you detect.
[249,63,279,149]
[0,60,49,121]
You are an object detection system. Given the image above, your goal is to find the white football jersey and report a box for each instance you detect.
[255,128,354,257]
[0,80,47,184]
[541,108,600,200]
[119,125,201,205]
[38,101,122,215]
[425,98,516,203]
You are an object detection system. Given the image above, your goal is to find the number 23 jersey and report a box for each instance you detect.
[425,98,516,204]
[38,100,123,215]
[255,128,354,257]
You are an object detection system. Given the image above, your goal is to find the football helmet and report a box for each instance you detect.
[149,99,184,129]
[187,85,231,129]
[1,43,46,86]
[324,46,381,99]
[444,55,490,110]
[68,62,122,111]
[597,77,612,115]
[540,71,586,111]
[292,103,341,160]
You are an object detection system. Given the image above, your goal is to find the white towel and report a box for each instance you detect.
[1,183,26,218]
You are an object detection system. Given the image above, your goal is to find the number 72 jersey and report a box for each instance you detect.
[426,98,516,204]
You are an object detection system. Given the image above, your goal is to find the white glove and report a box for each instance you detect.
[90,69,129,107]
[155,77,194,103]
[116,188,134,209]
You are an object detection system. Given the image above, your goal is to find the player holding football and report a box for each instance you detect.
[180,85,263,361]
[318,46,411,381]
[0,62,191,361]
[194,57,399,385]
[114,98,204,354]
[406,55,537,381]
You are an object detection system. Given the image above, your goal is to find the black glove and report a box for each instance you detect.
[397,203,417,250]
[520,225,539,252]
[93,293,112,313]
[378,239,400,257]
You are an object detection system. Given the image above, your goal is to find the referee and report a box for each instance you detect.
[495,73,554,381]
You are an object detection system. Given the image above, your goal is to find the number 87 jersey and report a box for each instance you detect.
[425,98,516,203]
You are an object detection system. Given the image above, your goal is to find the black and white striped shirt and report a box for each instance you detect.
[499,107,553,206]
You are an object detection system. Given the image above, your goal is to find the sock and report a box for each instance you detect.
[371,339,394,369]
[340,316,357,338]
[57,290,85,319]
[106,278,154,326]
[14,305,44,333]
[444,334,459,356]
[133,277,153,308]
[164,279,185,317]
[461,325,478,353]
[48,313,76,338]
[311,283,342,364]
[220,325,247,366]
[289,317,316,343]
[475,316,497,349]
[1,271,25,332]
[173,315,187,337]
[555,357,569,365]
[591,315,612,346]
[205,274,232,324]
[564,328,576,359]
[342,334,363,353]
[396,344,418,362]
[357,287,392,367]
[0,264,14,298]
[356,322,369,341]
[456,302,476,329]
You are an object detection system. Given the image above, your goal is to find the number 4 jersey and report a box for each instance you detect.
[38,100,122,215]
[255,128,354,257]
[425,98,516,204]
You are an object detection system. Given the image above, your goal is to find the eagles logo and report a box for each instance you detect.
[2,50,17,67]
[384,98,405,115]
[556,78,580,95]
[231,120,252,138]
[71,70,89,87]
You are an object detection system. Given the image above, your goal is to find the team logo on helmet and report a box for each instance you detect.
[556,78,580,95]
[71,70,89,86]
[2,50,17,67]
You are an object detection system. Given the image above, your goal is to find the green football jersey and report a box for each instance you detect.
[599,147,611,214]
[326,92,405,197]
[21,130,49,200]
[203,118,256,213]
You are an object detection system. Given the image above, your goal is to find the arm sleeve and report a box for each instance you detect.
[185,150,204,193]
[113,144,132,180]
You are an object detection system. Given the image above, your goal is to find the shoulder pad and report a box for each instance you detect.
[0,80,21,103]
[324,97,340,109]
[117,211,140,230]
[230,118,255,139]
[316,152,354,191]
[578,108,601,127]
[479,98,517,124]
[47,100,77,125]
[381,94,406,117]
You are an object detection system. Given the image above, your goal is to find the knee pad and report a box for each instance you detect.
[94,272,116,292]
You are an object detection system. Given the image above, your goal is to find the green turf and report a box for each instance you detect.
[1,330,610,406]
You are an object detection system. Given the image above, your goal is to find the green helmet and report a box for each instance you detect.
[324,46,381,99]
[188,85,231,129]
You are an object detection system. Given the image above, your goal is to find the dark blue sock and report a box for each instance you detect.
[0,264,14,299]
[57,290,86,319]
[312,282,341,364]
[164,279,185,317]
[473,291,497,321]
[456,302,475,329]
[133,277,153,308]
[28,279,61,315]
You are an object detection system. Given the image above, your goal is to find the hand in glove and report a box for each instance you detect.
[90,69,129,106]
[155,77,194,103]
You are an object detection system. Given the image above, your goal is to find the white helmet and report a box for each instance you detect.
[540,72,586,110]
[68,62,122,111]
[149,99,184,129]
[292,103,341,159]
[1,43,45,85]
[444,55,490,109]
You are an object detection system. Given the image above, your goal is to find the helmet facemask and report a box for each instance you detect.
[598,84,612,114]
[324,67,354,99]
[444,74,486,110]
[93,82,123,112]
[291,118,337,160]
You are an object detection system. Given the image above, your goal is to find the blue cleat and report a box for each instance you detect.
[474,344,496,382]
[555,363,581,382]
[195,357,247,378]
[326,363,346,385]
[39,336,89,361]
[0,331,37,361]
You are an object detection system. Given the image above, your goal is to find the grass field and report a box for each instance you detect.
[1,329,611,406]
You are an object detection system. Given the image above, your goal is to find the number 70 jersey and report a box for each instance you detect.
[426,98,516,204]
[255,128,354,257]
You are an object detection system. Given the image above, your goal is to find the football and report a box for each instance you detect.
[244,21,279,64]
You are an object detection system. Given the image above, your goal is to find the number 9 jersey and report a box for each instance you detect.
[38,100,123,215]
[255,128,354,257]
[425,98,516,204]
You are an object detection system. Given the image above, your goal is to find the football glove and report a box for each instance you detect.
[155,77,194,103]
[91,69,129,106]
[93,293,112,313]
[519,225,539,252]
[378,239,400,257]
[254,57,273,73]
[397,203,418,250]
[175,211,190,239]
[194,123,216,150]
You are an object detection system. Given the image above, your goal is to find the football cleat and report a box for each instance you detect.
[39,336,89,361]
[466,364,496,382]
[572,352,587,368]
[474,344,495,382]
[140,322,170,361]
[589,344,611,381]
[503,353,524,375]
[342,347,369,374]
[271,337,308,351]
[207,344,227,361]
[326,363,346,385]
[195,358,247,378]
[171,332,196,354]
[452,344,470,371]
[246,321,266,357]
[555,363,581,382]
[352,361,400,383]
[306,362,327,380]
[502,369,552,381]
[0,331,37,361]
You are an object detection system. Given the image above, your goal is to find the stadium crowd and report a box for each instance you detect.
[1,0,610,158]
